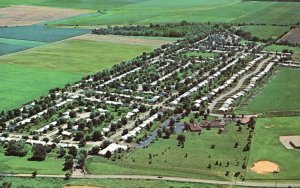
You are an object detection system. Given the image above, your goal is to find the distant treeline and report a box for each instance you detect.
[92,21,233,38]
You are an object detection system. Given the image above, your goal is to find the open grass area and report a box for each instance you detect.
[241,25,290,40]
[0,63,81,112]
[86,122,250,180]
[238,68,300,114]
[0,177,245,188]
[0,35,171,74]
[0,35,174,111]
[245,116,300,180]
[0,147,64,175]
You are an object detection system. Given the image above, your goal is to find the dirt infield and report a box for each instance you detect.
[0,5,89,27]
[75,34,176,47]
[251,161,280,174]
[280,27,300,44]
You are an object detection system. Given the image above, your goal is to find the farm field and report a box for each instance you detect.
[280,27,300,44]
[241,25,290,40]
[245,116,300,180]
[0,63,81,111]
[237,68,300,114]
[86,123,250,180]
[0,25,90,55]
[0,35,175,111]
[0,5,90,27]
[43,0,300,26]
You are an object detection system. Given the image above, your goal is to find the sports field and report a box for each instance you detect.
[86,123,250,180]
[245,116,300,180]
[238,68,300,114]
[0,35,175,111]
[241,25,290,40]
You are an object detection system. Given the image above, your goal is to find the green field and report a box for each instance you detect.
[238,68,300,114]
[86,123,250,180]
[0,177,245,188]
[0,35,173,111]
[241,25,290,40]
[1,0,299,26]
[43,0,300,26]
[0,147,64,175]
[246,116,300,180]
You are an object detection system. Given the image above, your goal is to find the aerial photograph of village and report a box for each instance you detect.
[0,0,299,188]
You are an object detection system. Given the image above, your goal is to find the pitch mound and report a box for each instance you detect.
[251,161,280,174]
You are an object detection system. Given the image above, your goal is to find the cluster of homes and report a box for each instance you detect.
[1,31,295,158]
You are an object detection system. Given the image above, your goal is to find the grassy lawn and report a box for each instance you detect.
[264,45,300,61]
[0,177,246,188]
[241,25,290,40]
[0,147,64,175]
[86,122,250,180]
[238,68,300,114]
[0,35,172,111]
[245,116,300,180]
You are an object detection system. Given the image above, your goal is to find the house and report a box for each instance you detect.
[187,123,202,132]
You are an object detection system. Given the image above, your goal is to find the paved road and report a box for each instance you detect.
[208,56,272,112]
[1,173,300,187]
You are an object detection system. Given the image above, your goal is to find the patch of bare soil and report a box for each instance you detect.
[280,27,300,44]
[251,161,280,174]
[0,5,89,26]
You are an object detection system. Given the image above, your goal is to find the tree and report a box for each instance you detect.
[68,146,77,158]
[164,128,171,139]
[105,150,112,158]
[177,134,186,148]
[157,129,162,138]
[5,140,27,157]
[77,150,88,170]
[63,155,74,171]
[58,148,66,158]
[92,130,103,141]
[74,131,84,141]
[32,171,37,178]
[31,144,47,161]
[89,146,100,155]
[79,138,86,147]
[64,172,72,180]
